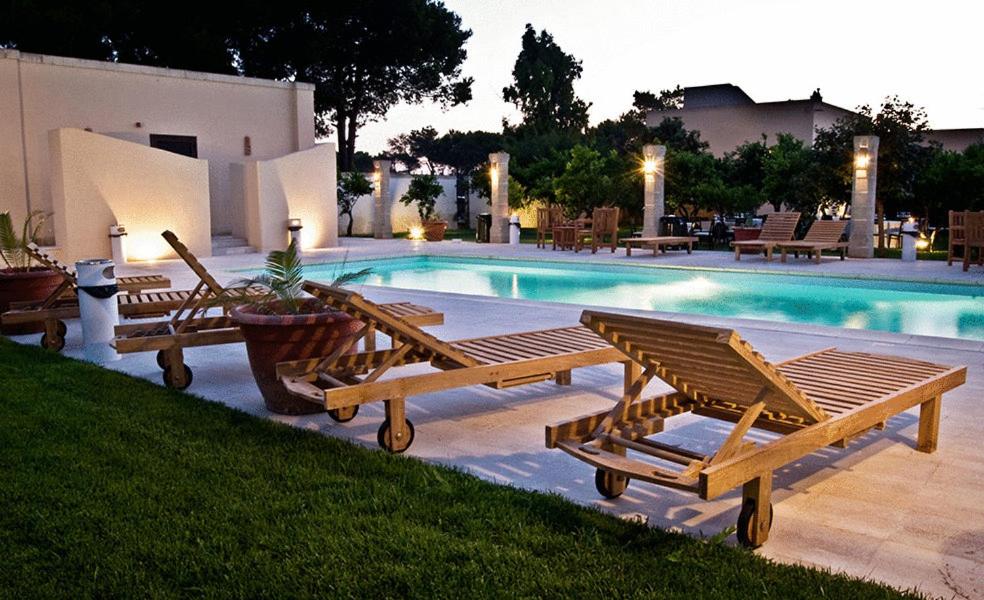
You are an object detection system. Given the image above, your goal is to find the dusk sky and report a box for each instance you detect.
[355,0,983,153]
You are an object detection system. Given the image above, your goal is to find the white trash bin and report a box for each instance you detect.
[76,259,120,363]
[109,225,128,265]
[509,214,521,245]
[900,221,918,262]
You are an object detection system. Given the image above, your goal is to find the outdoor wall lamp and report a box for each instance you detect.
[854,145,870,176]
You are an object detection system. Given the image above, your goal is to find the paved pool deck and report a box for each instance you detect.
[14,238,984,598]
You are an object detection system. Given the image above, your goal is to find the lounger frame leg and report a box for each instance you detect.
[917,394,941,453]
[554,369,572,386]
[381,397,413,453]
[741,471,773,547]
[734,246,741,261]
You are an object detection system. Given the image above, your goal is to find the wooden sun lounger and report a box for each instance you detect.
[1,244,176,350]
[276,282,625,453]
[624,236,698,257]
[731,212,800,261]
[776,220,849,263]
[113,231,443,390]
[547,310,966,547]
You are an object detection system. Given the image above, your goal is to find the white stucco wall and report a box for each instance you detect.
[341,174,480,235]
[245,144,338,252]
[48,128,212,264]
[0,50,315,241]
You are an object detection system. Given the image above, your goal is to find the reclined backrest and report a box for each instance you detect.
[303,281,479,368]
[802,220,848,243]
[580,310,829,425]
[758,212,801,242]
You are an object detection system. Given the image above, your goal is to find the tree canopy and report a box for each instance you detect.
[502,24,590,134]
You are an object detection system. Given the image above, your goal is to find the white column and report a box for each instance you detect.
[848,136,879,259]
[489,152,510,243]
[642,144,666,237]
[373,160,392,239]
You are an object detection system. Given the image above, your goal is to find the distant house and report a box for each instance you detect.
[646,83,983,155]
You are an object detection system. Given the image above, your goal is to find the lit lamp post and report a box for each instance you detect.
[373,159,392,239]
[847,136,879,258]
[641,144,666,237]
[489,152,510,243]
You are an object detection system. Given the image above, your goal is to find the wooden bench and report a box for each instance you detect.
[624,236,698,257]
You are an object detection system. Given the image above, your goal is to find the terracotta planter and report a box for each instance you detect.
[0,268,63,335]
[423,220,448,242]
[231,302,364,415]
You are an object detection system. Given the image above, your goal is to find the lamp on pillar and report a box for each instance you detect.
[847,136,879,259]
[488,152,510,243]
[641,144,666,238]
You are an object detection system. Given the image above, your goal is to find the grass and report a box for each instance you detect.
[0,339,923,599]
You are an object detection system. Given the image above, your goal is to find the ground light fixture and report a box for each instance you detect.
[408,225,426,241]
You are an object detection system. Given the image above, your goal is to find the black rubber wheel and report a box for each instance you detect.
[594,468,629,499]
[156,350,167,369]
[327,405,360,423]
[56,320,67,337]
[736,499,774,548]
[376,418,415,454]
[162,364,193,390]
[40,333,65,352]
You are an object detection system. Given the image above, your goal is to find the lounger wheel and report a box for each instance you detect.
[736,499,773,549]
[56,320,67,337]
[162,364,193,390]
[40,332,65,352]
[594,468,629,499]
[377,418,415,454]
[327,405,360,423]
[156,350,167,369]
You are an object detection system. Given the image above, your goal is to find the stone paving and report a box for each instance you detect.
[13,238,984,598]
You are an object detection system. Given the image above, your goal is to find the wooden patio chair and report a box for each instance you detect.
[731,212,800,261]
[962,211,984,272]
[536,206,565,249]
[276,282,625,453]
[579,207,620,254]
[948,210,966,266]
[2,244,179,351]
[547,310,965,547]
[776,219,849,263]
[114,231,443,390]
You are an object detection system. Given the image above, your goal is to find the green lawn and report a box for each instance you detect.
[0,339,921,598]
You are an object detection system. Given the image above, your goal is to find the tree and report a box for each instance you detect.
[552,145,620,218]
[762,134,824,224]
[426,130,504,227]
[914,144,984,222]
[650,117,710,153]
[400,174,445,221]
[385,127,440,173]
[664,150,721,221]
[236,1,473,170]
[628,86,684,121]
[502,24,590,133]
[337,172,373,237]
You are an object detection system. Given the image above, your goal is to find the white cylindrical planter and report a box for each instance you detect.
[76,259,120,363]
[901,221,918,262]
[109,225,127,264]
[509,214,520,245]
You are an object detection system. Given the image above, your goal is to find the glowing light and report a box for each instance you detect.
[854,147,870,172]
[915,237,930,250]
[642,158,659,175]
[127,236,169,262]
[408,225,425,241]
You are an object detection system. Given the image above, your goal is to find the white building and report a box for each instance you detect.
[1,50,337,262]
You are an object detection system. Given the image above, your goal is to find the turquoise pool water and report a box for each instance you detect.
[295,256,984,341]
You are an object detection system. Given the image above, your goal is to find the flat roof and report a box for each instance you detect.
[0,49,315,92]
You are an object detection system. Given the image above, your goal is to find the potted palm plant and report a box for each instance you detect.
[400,174,447,241]
[225,242,370,415]
[0,211,62,335]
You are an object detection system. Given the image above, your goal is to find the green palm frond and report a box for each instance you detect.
[0,210,49,270]
[331,267,371,288]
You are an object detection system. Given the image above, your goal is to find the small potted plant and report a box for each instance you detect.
[0,211,62,335]
[400,174,447,241]
[224,242,370,415]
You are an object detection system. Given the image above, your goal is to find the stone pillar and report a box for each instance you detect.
[372,160,392,239]
[641,144,666,237]
[489,152,510,243]
[848,136,879,258]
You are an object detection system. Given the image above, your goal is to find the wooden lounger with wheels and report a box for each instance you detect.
[624,236,698,257]
[776,220,849,264]
[114,231,444,390]
[731,212,800,261]
[276,282,625,453]
[1,244,181,351]
[546,310,965,547]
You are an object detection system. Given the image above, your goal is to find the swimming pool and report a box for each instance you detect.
[295,256,984,341]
